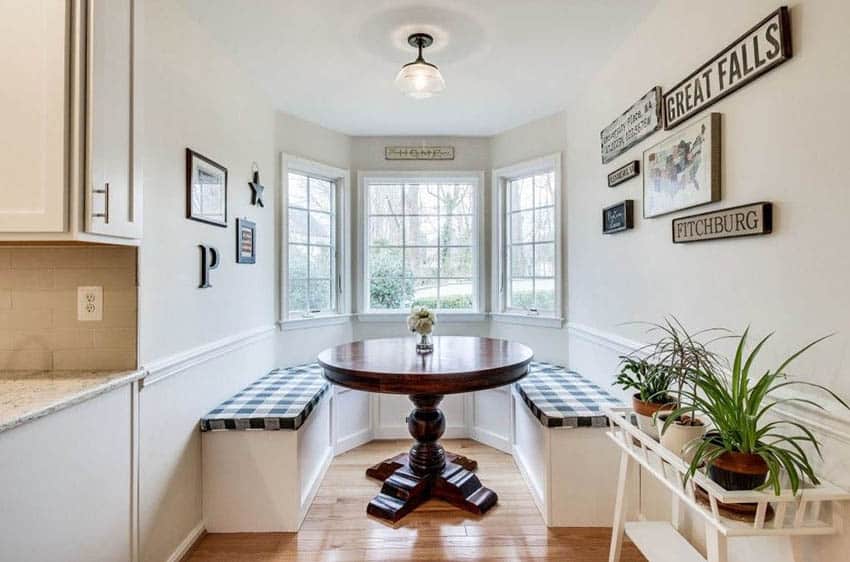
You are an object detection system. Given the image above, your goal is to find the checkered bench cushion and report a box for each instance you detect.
[200,363,328,431]
[516,361,623,428]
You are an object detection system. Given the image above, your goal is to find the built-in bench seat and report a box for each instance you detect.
[200,363,333,532]
[511,361,634,526]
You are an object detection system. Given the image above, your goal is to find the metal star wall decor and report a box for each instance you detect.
[249,163,265,207]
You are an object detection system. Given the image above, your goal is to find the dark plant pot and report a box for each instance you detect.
[709,451,769,491]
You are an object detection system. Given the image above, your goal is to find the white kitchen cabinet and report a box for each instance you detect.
[0,0,142,243]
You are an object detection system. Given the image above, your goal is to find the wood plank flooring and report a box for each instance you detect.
[186,439,646,561]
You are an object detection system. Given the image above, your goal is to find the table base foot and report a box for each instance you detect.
[366,451,478,481]
[367,461,497,523]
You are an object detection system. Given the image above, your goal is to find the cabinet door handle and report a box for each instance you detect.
[92,182,110,224]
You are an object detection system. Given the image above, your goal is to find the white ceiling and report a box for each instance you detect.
[190,0,658,136]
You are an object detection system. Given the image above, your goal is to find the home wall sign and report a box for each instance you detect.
[186,149,228,227]
[385,146,455,160]
[198,245,220,288]
[663,7,792,129]
[608,161,640,188]
[249,162,265,207]
[600,87,662,164]
[236,218,256,264]
[603,200,634,234]
[672,202,772,243]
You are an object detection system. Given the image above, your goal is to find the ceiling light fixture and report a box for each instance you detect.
[395,33,446,99]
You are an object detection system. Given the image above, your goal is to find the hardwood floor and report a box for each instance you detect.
[186,439,646,561]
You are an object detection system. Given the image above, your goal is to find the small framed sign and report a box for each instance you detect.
[385,146,455,160]
[672,202,772,243]
[186,149,228,227]
[608,161,640,188]
[600,87,662,164]
[236,218,256,263]
[603,200,634,234]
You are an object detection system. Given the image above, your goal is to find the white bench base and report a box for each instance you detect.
[511,387,637,527]
[201,390,333,532]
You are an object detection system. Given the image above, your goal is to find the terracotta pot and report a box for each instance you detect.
[656,414,706,460]
[632,395,675,439]
[709,451,769,491]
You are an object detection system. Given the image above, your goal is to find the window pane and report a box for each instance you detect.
[288,244,308,279]
[309,246,332,279]
[535,243,555,277]
[308,280,331,311]
[440,215,472,246]
[288,279,308,313]
[510,278,534,310]
[289,209,308,243]
[510,177,534,211]
[369,247,403,277]
[440,184,473,215]
[370,277,412,309]
[309,178,332,212]
[369,184,402,215]
[412,278,438,308]
[309,212,332,245]
[511,210,534,243]
[510,244,534,278]
[405,216,439,246]
[369,216,403,246]
[405,184,440,215]
[440,247,473,277]
[535,278,556,312]
[439,278,473,309]
[535,206,555,242]
[534,172,554,207]
[405,247,439,277]
[288,173,308,208]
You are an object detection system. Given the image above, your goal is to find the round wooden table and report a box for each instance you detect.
[318,336,533,523]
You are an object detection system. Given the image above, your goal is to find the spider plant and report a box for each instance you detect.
[667,328,850,494]
[614,356,674,404]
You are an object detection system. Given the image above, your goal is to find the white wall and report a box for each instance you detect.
[563,0,850,558]
[489,112,569,365]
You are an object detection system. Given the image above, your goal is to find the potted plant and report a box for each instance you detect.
[671,329,849,494]
[614,356,675,438]
[638,318,729,458]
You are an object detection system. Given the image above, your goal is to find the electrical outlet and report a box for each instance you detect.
[77,286,103,322]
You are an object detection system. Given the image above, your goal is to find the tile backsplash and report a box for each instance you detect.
[0,245,137,371]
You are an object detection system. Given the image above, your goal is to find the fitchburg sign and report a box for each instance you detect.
[672,202,773,243]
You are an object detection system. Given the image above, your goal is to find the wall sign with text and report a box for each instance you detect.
[603,200,634,234]
[664,7,792,129]
[600,87,662,164]
[608,161,640,188]
[385,146,455,160]
[672,202,773,243]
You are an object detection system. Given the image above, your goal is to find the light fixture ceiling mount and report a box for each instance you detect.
[395,32,446,99]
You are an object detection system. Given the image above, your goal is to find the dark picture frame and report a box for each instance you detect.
[186,148,228,227]
[603,200,634,234]
[236,218,256,264]
[608,160,640,188]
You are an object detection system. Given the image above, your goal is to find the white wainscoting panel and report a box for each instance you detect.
[471,387,512,452]
[333,387,373,454]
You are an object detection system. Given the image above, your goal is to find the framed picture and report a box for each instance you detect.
[603,200,634,234]
[643,113,720,218]
[236,218,256,264]
[186,148,227,227]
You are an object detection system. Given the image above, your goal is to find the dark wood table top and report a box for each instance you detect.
[317,336,533,395]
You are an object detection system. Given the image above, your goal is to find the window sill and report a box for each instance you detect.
[491,312,564,329]
[355,312,489,323]
[278,314,352,331]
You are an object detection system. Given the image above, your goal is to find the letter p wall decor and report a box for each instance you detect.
[199,245,220,288]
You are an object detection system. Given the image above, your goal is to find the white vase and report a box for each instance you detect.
[657,416,705,460]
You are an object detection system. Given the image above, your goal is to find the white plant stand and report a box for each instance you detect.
[605,407,850,562]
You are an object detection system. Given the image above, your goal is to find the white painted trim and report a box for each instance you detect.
[355,311,488,323]
[492,312,564,329]
[140,325,276,388]
[279,313,352,330]
[300,445,333,519]
[568,321,645,355]
[471,426,511,453]
[335,427,373,455]
[164,520,205,562]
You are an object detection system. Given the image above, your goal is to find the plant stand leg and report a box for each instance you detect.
[705,526,728,562]
[608,450,633,562]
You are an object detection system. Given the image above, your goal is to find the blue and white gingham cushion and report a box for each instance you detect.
[200,363,328,431]
[516,361,623,428]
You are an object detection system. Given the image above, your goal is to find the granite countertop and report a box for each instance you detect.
[0,369,145,433]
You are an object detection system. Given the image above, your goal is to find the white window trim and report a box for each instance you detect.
[357,170,487,318]
[491,153,564,328]
[279,153,351,328]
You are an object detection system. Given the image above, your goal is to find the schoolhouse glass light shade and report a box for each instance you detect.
[396,33,446,99]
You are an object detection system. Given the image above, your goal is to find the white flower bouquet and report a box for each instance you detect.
[407,306,436,335]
